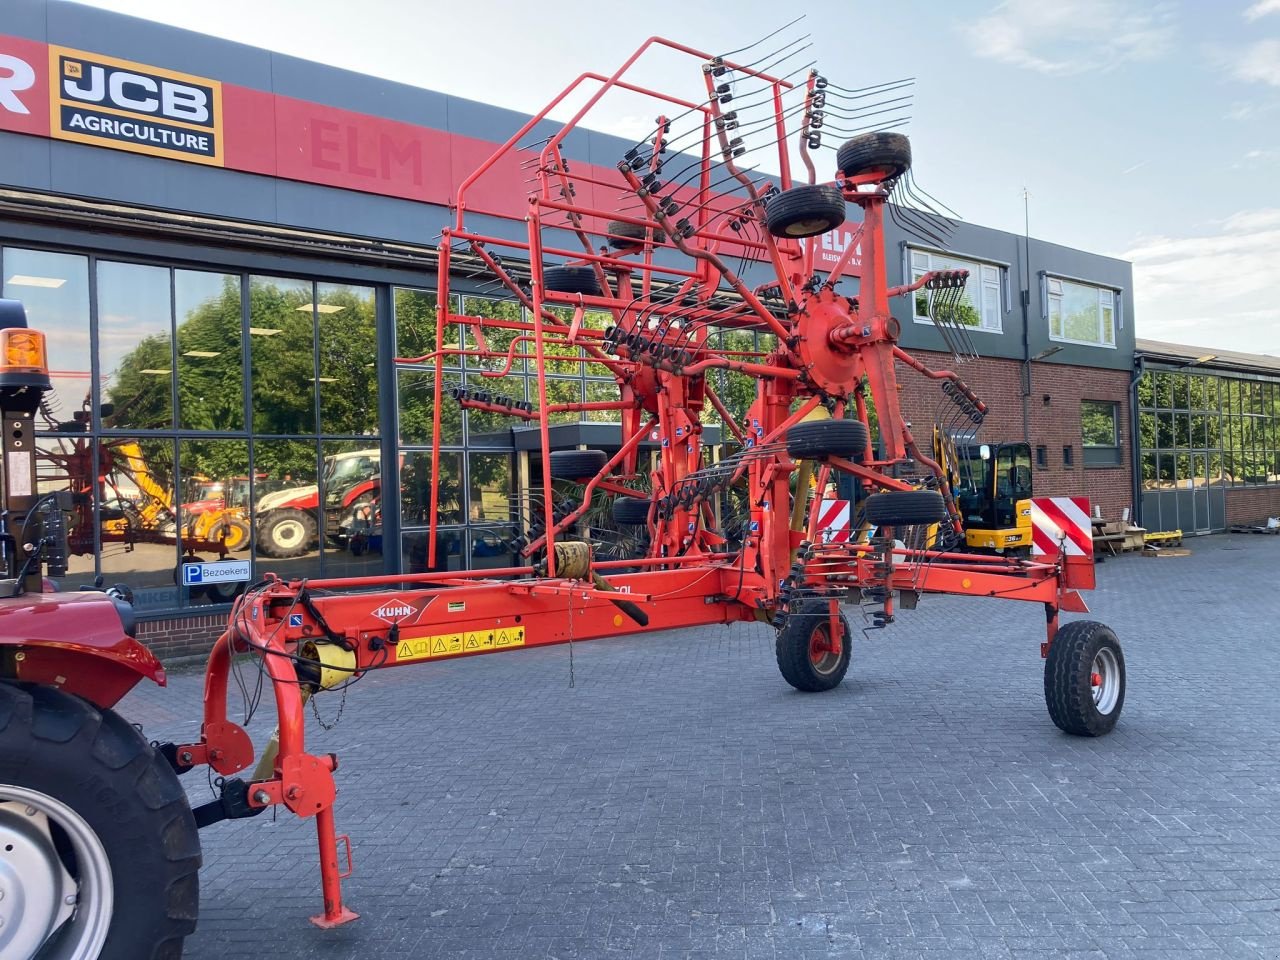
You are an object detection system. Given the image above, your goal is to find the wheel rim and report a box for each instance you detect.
[1090,647,1121,715]
[223,520,249,551]
[808,623,841,675]
[0,785,113,960]
[273,519,306,550]
[785,217,833,237]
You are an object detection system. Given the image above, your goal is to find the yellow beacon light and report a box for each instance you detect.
[1,328,49,375]
[0,299,53,400]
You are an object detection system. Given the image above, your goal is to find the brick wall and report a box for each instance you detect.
[136,613,226,661]
[1225,487,1280,526]
[898,351,1134,521]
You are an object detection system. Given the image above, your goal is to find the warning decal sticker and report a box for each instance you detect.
[396,625,525,662]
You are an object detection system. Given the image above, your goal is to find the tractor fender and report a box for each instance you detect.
[0,591,165,708]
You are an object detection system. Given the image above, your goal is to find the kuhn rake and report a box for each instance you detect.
[159,29,1121,929]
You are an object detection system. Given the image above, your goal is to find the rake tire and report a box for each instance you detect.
[863,490,948,526]
[764,184,847,239]
[837,131,912,180]
[786,420,869,461]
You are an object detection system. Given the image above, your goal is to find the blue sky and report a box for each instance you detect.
[75,0,1280,354]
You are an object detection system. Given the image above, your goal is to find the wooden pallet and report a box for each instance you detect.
[1143,546,1191,558]
[1229,524,1280,535]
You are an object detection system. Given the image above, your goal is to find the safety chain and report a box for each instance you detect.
[309,682,349,732]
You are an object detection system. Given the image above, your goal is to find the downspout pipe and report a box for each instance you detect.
[1129,353,1146,527]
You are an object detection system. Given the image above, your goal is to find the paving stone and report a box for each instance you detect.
[111,534,1280,959]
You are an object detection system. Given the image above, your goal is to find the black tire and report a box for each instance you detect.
[863,490,948,526]
[548,449,609,480]
[775,602,852,692]
[256,507,317,558]
[836,131,912,180]
[764,184,847,239]
[786,419,870,461]
[204,580,244,604]
[542,265,602,296]
[0,682,200,959]
[606,220,665,248]
[612,496,652,525]
[1044,621,1126,736]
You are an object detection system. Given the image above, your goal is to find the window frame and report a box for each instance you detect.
[907,246,1007,334]
[1081,399,1123,468]
[1081,400,1119,448]
[1043,273,1121,349]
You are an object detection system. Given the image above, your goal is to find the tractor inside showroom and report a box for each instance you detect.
[0,30,1125,959]
[253,448,381,558]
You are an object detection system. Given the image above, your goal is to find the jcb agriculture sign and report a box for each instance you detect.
[47,45,223,165]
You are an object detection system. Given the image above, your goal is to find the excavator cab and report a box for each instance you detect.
[953,441,1034,554]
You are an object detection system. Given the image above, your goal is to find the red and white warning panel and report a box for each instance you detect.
[818,498,851,544]
[1030,497,1093,557]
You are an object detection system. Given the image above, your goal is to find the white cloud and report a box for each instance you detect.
[1244,0,1280,20]
[960,0,1176,75]
[1230,147,1280,168]
[1233,39,1280,86]
[1121,209,1280,353]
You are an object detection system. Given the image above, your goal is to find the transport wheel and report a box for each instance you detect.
[764,184,847,239]
[1044,621,1126,736]
[863,490,948,526]
[775,602,852,692]
[785,420,869,461]
[257,507,317,558]
[212,516,251,552]
[548,449,609,480]
[606,220,665,248]
[611,496,652,525]
[542,265,603,296]
[0,682,200,960]
[836,131,912,180]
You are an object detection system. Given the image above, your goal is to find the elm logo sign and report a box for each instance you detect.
[0,53,36,114]
[47,45,224,165]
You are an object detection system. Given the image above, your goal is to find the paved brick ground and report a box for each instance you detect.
[120,534,1280,959]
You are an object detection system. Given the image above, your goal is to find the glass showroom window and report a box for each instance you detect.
[910,249,1003,333]
[1047,277,1117,347]
[3,247,383,613]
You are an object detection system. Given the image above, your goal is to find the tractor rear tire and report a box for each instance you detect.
[611,496,652,525]
[764,184,847,239]
[257,508,317,558]
[0,682,200,960]
[837,131,912,180]
[606,220,665,248]
[775,602,852,692]
[548,450,609,481]
[786,420,869,461]
[543,265,602,296]
[1044,621,1126,736]
[863,490,948,526]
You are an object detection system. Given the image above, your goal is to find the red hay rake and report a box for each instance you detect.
[167,32,1122,928]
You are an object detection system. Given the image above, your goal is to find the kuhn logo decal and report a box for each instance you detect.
[371,595,434,624]
[373,601,414,621]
